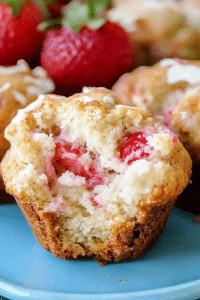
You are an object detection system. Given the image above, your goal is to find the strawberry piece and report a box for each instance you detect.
[164,109,173,129]
[0,1,44,65]
[120,132,151,165]
[90,196,99,207]
[41,21,135,95]
[53,139,104,187]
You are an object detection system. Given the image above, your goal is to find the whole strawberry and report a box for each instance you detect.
[40,0,135,95]
[0,0,45,65]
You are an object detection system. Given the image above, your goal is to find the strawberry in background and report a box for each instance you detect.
[40,0,135,95]
[0,0,46,65]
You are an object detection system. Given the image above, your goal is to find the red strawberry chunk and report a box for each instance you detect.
[120,132,152,165]
[53,139,104,187]
[164,109,173,129]
[90,196,99,207]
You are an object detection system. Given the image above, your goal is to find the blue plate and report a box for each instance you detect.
[1,203,200,300]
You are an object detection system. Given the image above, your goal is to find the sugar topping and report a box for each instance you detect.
[103,95,114,104]
[82,95,95,103]
[82,86,91,93]
[0,59,29,74]
[11,94,45,124]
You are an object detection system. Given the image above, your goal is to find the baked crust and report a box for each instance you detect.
[13,194,175,265]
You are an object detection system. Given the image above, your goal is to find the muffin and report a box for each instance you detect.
[1,88,192,265]
[0,59,55,196]
[107,0,200,63]
[112,58,200,162]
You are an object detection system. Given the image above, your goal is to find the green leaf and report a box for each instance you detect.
[38,18,62,31]
[39,0,57,4]
[1,0,26,16]
[38,0,112,33]
[1,0,55,17]
[87,17,106,30]
[62,1,90,32]
[34,0,51,19]
[94,0,112,15]
[86,0,95,19]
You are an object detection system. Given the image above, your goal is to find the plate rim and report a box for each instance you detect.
[1,277,200,300]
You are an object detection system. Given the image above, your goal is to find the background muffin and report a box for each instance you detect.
[108,0,200,64]
[0,59,55,197]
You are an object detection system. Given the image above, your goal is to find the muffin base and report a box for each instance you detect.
[14,195,176,265]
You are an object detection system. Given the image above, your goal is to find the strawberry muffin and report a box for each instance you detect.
[112,58,200,162]
[0,59,55,195]
[1,88,192,264]
[107,0,200,63]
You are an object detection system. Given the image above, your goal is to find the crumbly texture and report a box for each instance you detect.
[108,0,200,62]
[1,88,192,265]
[112,58,200,162]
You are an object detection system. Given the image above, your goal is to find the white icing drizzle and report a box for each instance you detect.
[0,59,29,74]
[26,86,41,95]
[12,94,45,124]
[167,65,200,85]
[47,94,66,101]
[12,90,27,105]
[23,75,55,94]
[116,104,135,109]
[0,82,11,93]
[82,86,91,93]
[82,95,95,103]
[159,58,177,67]
[32,66,48,78]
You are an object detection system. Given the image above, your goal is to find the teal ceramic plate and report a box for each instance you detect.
[0,203,200,300]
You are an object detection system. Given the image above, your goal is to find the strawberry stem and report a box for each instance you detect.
[86,0,95,19]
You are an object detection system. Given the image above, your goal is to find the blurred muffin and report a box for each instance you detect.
[112,58,200,162]
[107,0,200,63]
[0,59,55,197]
[1,88,191,264]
